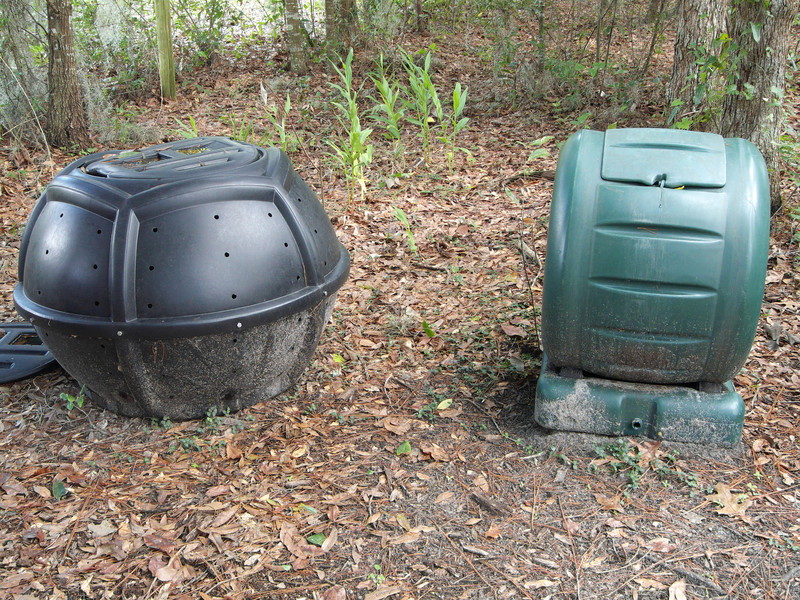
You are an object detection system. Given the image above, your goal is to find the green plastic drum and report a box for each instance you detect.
[535,128,769,444]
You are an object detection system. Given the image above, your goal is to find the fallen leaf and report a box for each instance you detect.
[80,575,93,597]
[668,579,687,600]
[484,523,502,539]
[321,527,338,553]
[644,537,677,553]
[396,514,412,531]
[390,531,421,545]
[419,442,450,461]
[87,520,117,538]
[205,485,230,497]
[144,533,177,554]
[364,586,402,600]
[706,483,754,520]
[396,440,411,456]
[636,577,667,590]
[210,505,238,528]
[434,491,454,504]
[280,522,324,558]
[525,579,558,589]
[155,565,179,582]
[381,417,411,435]
[226,443,242,460]
[594,493,625,512]
[33,485,50,498]
[472,474,490,494]
[564,519,580,536]
[322,586,346,600]
[500,323,527,337]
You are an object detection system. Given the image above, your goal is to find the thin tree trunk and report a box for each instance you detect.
[325,0,337,48]
[286,0,309,74]
[720,0,800,212]
[154,0,176,99]
[46,0,90,148]
[666,0,725,122]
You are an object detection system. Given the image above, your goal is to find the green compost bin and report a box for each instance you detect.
[535,128,769,445]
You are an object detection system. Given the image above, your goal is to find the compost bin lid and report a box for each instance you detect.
[601,128,726,188]
[84,137,261,179]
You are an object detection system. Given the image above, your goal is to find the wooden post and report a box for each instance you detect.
[154,0,176,100]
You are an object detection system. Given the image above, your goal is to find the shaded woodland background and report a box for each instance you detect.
[1,1,800,599]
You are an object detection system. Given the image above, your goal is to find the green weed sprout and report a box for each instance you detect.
[369,54,408,168]
[60,386,86,411]
[400,48,438,165]
[438,82,470,171]
[260,84,296,152]
[392,205,417,256]
[174,115,199,138]
[327,48,374,205]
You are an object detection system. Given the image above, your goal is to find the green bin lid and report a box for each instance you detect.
[601,128,726,188]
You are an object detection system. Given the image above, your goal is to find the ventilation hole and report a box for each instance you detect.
[224,252,230,258]
[297,317,302,323]
[37,290,42,295]
[93,264,98,270]
[231,294,237,299]
[297,197,302,202]
[44,333,49,337]
[314,229,318,234]
[147,303,153,309]
[268,212,273,218]
[59,213,64,218]
[324,261,328,266]
[45,250,49,255]
[290,346,295,351]
[168,395,175,399]
[296,275,300,281]
[631,418,643,430]
[97,229,102,234]
[284,242,289,247]
[152,227,158,233]
[94,301,100,306]
[214,215,220,220]
[100,344,105,349]
[149,265,155,271]
[232,338,237,344]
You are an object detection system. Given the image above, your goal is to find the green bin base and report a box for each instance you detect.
[534,354,744,445]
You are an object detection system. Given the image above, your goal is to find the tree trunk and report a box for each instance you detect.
[46,0,90,148]
[154,0,176,99]
[666,0,726,126]
[1,0,46,143]
[286,0,309,74]
[325,0,359,53]
[325,0,337,47]
[719,0,799,212]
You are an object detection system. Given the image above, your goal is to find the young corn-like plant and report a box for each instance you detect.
[400,48,438,165]
[260,84,295,152]
[392,205,417,256]
[327,48,374,205]
[441,82,469,171]
[369,54,408,169]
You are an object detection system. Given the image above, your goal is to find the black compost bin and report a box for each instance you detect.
[14,137,349,419]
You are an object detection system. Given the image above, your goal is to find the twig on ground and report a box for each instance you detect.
[641,553,727,596]
[435,523,495,592]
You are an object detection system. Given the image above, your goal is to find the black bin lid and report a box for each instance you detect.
[14,137,350,339]
[84,137,262,180]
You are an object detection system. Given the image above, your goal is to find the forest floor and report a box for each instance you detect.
[1,17,800,600]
